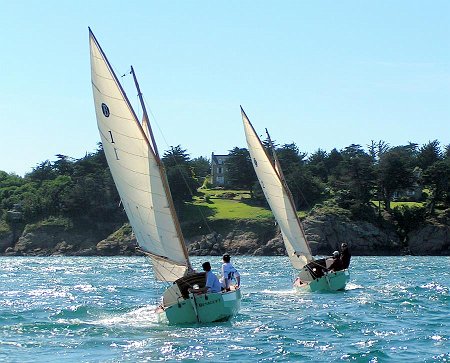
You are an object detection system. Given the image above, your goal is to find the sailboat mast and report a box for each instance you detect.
[130,67,192,272]
[161,166,193,272]
[130,66,160,157]
[90,28,193,275]
[264,129,313,257]
[265,128,285,180]
[130,68,192,271]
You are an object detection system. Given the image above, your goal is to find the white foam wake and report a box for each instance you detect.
[94,305,159,328]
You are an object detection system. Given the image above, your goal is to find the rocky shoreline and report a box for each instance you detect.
[1,215,449,257]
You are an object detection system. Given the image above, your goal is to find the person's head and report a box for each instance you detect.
[333,251,340,258]
[222,254,231,263]
[341,242,348,249]
[202,262,211,272]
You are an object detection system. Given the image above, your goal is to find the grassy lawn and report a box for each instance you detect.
[390,201,425,208]
[191,196,273,220]
[199,188,252,200]
[178,188,309,222]
[371,200,425,209]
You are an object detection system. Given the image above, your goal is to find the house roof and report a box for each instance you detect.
[211,153,229,164]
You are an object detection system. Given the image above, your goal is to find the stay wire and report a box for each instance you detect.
[141,93,215,236]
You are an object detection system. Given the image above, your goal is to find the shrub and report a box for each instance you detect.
[391,205,426,238]
[201,176,212,189]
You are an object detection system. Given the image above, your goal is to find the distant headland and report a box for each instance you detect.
[1,140,449,256]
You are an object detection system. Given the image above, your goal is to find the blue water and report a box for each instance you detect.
[0,256,448,362]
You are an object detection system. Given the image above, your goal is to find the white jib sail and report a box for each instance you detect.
[89,30,189,281]
[241,108,313,270]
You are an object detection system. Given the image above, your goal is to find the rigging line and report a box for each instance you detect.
[146,255,205,299]
[142,251,199,290]
[115,69,143,122]
[267,140,313,217]
[289,175,313,211]
[120,68,132,78]
[140,93,215,235]
[142,255,181,296]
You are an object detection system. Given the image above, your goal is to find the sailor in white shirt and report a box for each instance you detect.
[220,254,240,291]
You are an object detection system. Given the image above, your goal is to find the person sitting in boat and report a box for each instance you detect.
[189,262,222,294]
[327,251,343,272]
[325,251,337,269]
[220,254,241,291]
[340,242,351,269]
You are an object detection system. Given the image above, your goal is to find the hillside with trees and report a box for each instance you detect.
[1,139,449,256]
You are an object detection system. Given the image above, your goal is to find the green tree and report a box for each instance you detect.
[39,175,73,217]
[417,140,442,170]
[422,160,450,214]
[59,146,122,223]
[307,149,328,181]
[0,172,25,211]
[53,154,75,176]
[330,145,376,218]
[162,146,199,204]
[26,160,56,183]
[285,165,325,209]
[324,148,343,177]
[225,147,256,194]
[368,140,389,161]
[276,143,306,175]
[190,156,210,182]
[377,146,415,211]
[444,144,450,160]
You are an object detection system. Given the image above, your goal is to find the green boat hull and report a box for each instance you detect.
[294,270,349,292]
[157,289,242,325]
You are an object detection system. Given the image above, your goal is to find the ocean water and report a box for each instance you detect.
[0,256,448,362]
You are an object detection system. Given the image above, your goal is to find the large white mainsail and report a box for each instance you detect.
[89,28,191,282]
[241,107,313,269]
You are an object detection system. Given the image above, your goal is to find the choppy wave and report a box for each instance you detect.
[1,256,449,362]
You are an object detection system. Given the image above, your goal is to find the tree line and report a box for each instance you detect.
[224,139,450,229]
[0,140,449,232]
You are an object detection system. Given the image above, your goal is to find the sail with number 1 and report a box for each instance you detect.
[241,106,349,292]
[89,28,241,323]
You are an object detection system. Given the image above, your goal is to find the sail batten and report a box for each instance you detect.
[241,108,313,270]
[90,29,190,281]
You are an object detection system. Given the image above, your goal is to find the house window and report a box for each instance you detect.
[217,176,224,184]
[218,159,223,165]
[218,167,223,174]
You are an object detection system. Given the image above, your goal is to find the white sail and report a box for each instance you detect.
[241,108,313,269]
[89,29,190,282]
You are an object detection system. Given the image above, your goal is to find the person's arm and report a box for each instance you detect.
[197,286,209,293]
[235,270,241,287]
[222,265,229,290]
[189,273,211,293]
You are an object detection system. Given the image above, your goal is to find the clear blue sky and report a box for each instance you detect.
[1,1,449,176]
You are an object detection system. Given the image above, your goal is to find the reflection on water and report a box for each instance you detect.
[0,256,449,362]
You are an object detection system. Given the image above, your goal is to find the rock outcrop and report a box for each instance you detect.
[304,215,401,255]
[185,216,403,256]
[1,215,449,256]
[4,224,129,256]
[0,230,14,252]
[186,219,281,256]
[95,225,138,256]
[408,223,450,255]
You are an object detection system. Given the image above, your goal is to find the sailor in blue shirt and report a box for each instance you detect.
[202,261,222,293]
[190,261,222,294]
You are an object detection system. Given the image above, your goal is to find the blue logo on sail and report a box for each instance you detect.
[101,103,110,117]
